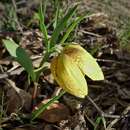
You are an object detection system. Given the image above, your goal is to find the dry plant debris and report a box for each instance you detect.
[0,1,130,130]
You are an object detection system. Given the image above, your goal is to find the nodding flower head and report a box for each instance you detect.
[51,43,104,98]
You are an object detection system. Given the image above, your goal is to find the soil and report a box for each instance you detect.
[79,0,130,29]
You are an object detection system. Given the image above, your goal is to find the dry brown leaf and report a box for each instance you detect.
[34,99,70,123]
[4,79,32,114]
[12,128,31,130]
[11,125,39,130]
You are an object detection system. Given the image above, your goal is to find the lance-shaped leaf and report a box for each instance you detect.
[60,12,90,44]
[3,39,36,81]
[50,5,77,48]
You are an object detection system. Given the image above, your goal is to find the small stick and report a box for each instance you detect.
[97,59,130,67]
[80,30,102,38]
[107,106,130,129]
[84,96,123,129]
[86,96,121,119]
[51,87,62,97]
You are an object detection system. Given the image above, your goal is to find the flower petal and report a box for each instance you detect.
[64,44,104,80]
[56,53,88,98]
[50,56,62,86]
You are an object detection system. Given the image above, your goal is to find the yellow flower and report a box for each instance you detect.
[51,43,104,98]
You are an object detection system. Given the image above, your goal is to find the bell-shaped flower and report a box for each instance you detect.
[51,43,104,98]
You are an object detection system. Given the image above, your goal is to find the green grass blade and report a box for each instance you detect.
[60,13,89,44]
[94,116,106,130]
[3,39,36,81]
[53,0,60,29]
[50,5,78,48]
[43,0,47,16]
[31,91,65,121]
[94,117,102,130]
[38,1,49,49]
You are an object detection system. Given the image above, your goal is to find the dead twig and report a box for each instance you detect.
[0,67,24,79]
[86,96,121,119]
[84,95,123,129]
[80,30,102,37]
[107,106,130,129]
[97,58,130,67]
[0,55,42,79]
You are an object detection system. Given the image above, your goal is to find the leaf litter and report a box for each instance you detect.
[0,0,130,130]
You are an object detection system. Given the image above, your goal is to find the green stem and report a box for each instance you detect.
[40,51,50,67]
[34,47,53,82]
[31,90,66,121]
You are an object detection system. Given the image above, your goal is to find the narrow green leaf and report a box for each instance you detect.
[94,116,106,130]
[50,5,78,47]
[38,1,49,49]
[53,0,60,29]
[95,117,102,125]
[43,0,47,16]
[60,13,89,44]
[3,39,36,81]
[94,117,102,130]
[31,91,65,121]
